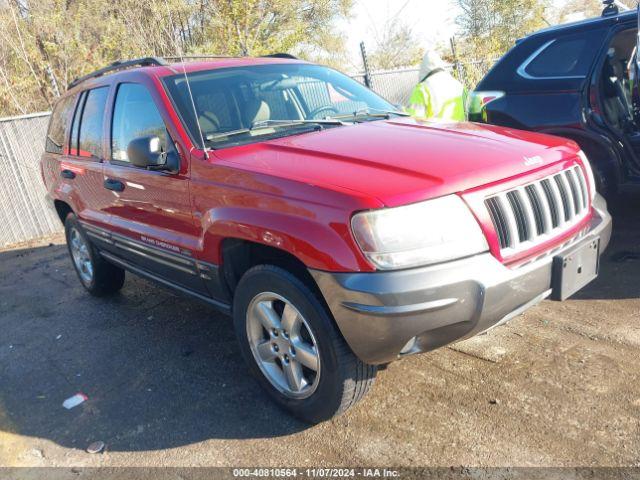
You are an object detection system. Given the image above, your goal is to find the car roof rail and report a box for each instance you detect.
[67,53,299,89]
[68,57,168,89]
[164,55,234,62]
[602,0,619,16]
[261,53,298,59]
[165,54,298,61]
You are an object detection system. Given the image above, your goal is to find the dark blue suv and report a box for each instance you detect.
[470,4,640,196]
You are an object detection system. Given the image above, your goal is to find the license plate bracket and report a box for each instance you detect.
[551,238,600,301]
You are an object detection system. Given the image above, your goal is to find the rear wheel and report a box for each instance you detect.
[593,162,612,197]
[233,265,376,423]
[578,143,618,198]
[64,213,125,296]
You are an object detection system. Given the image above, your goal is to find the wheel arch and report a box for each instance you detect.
[220,238,324,303]
[540,127,623,191]
[199,206,372,273]
[53,199,74,224]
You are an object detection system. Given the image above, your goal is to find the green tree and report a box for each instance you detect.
[195,0,352,57]
[0,0,353,117]
[455,0,550,61]
[557,0,634,23]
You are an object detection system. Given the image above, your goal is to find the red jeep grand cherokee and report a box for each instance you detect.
[41,56,612,423]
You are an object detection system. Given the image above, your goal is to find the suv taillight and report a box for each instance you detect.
[467,91,505,122]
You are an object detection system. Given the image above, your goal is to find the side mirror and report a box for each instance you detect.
[127,136,177,171]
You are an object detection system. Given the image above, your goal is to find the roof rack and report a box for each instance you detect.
[602,0,619,16]
[164,55,234,62]
[67,53,299,89]
[68,57,168,89]
[261,53,298,59]
[164,54,297,62]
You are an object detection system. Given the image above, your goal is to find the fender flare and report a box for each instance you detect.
[199,206,371,273]
[51,186,82,222]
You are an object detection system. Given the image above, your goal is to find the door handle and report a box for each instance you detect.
[104,178,125,192]
[60,169,76,179]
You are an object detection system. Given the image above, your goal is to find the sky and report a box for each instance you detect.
[339,0,603,67]
[339,0,458,68]
[341,0,460,63]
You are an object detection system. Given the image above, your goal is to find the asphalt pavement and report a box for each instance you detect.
[1,196,639,469]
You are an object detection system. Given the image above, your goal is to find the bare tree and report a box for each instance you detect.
[367,2,424,71]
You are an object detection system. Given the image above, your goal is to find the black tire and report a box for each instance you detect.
[593,162,611,197]
[233,265,376,423]
[579,143,617,199]
[64,213,125,296]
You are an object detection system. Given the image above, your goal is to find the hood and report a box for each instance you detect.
[419,51,445,82]
[212,117,581,208]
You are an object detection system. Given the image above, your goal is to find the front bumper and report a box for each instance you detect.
[310,194,612,365]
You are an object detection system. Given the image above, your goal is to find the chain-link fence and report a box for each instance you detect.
[0,59,498,248]
[352,59,497,106]
[352,68,421,106]
[0,112,61,248]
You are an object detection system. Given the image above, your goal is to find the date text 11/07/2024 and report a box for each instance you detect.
[232,468,400,478]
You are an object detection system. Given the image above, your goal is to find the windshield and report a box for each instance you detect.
[162,63,398,149]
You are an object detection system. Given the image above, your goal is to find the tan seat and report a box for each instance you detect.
[199,111,221,134]
[244,98,271,126]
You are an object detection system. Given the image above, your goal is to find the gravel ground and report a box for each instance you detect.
[0,196,639,470]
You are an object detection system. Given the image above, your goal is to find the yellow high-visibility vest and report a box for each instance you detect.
[407,70,466,122]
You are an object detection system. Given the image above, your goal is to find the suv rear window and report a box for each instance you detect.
[46,95,76,154]
[524,35,592,78]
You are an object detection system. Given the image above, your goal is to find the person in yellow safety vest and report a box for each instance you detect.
[407,51,466,122]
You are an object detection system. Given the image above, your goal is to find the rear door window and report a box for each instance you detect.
[77,87,109,159]
[69,91,86,156]
[523,34,595,78]
[45,95,76,154]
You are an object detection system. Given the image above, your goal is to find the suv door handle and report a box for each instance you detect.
[60,169,76,179]
[104,178,125,192]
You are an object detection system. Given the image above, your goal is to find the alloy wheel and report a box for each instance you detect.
[69,227,93,284]
[246,292,321,399]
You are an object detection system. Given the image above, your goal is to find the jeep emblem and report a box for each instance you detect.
[524,155,543,166]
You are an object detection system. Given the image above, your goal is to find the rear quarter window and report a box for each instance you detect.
[477,26,608,93]
[45,95,76,154]
[524,35,593,78]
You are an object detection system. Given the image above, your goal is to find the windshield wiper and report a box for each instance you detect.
[206,118,345,142]
[329,108,409,121]
[252,118,347,128]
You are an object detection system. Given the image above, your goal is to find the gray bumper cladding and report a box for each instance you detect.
[310,195,612,365]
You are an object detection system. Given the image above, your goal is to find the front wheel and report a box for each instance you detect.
[233,265,376,423]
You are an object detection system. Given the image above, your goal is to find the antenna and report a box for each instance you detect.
[161,0,209,159]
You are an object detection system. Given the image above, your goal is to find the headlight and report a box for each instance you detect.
[351,195,489,270]
[577,150,597,202]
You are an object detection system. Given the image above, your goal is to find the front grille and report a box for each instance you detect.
[485,166,590,255]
